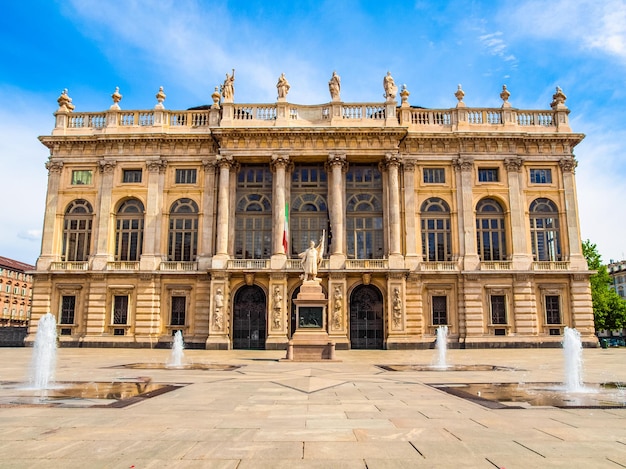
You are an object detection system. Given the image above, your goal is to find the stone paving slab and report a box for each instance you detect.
[0,347,624,468]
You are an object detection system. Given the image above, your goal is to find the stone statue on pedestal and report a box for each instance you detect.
[298,231,325,282]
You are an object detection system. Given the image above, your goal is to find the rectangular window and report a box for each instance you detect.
[171,296,186,326]
[60,295,76,324]
[545,295,561,324]
[432,295,447,325]
[175,169,197,184]
[113,295,129,325]
[71,170,93,185]
[423,168,445,184]
[530,169,552,184]
[490,295,507,324]
[122,169,142,183]
[478,168,499,182]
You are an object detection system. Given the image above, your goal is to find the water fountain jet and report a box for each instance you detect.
[562,326,584,392]
[167,330,185,368]
[29,312,57,390]
[434,325,449,368]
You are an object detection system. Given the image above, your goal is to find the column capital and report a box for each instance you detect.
[383,152,402,169]
[452,156,473,172]
[45,160,64,174]
[201,158,217,171]
[270,153,292,172]
[326,153,348,172]
[402,157,417,172]
[146,158,168,173]
[98,159,117,173]
[216,153,237,170]
[559,157,578,173]
[504,157,524,173]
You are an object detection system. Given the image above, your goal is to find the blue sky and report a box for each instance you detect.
[1,0,626,265]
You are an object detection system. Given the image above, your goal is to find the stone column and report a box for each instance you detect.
[37,160,64,270]
[91,159,117,270]
[504,157,532,270]
[384,153,403,268]
[453,157,479,270]
[141,158,167,271]
[560,158,586,269]
[213,154,235,269]
[198,159,217,270]
[403,159,419,270]
[270,153,290,269]
[326,154,347,269]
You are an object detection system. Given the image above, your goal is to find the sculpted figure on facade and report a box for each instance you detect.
[213,288,224,331]
[276,73,290,99]
[299,231,325,281]
[383,71,398,101]
[221,69,235,102]
[392,287,402,328]
[272,286,282,329]
[332,285,343,329]
[328,71,341,101]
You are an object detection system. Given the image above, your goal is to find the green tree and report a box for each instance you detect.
[582,240,626,332]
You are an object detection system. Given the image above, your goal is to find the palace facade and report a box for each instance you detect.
[28,76,596,349]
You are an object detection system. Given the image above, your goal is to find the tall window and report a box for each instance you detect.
[171,296,186,326]
[115,199,144,261]
[432,296,448,325]
[62,199,93,261]
[490,295,507,324]
[60,295,76,324]
[421,198,452,261]
[530,198,561,261]
[476,198,506,261]
[290,165,328,256]
[168,199,198,261]
[346,165,383,259]
[113,295,128,324]
[545,295,561,324]
[235,166,272,259]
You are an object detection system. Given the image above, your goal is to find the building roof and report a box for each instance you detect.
[0,256,35,272]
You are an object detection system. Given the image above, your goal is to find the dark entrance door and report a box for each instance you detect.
[350,285,384,349]
[233,285,266,349]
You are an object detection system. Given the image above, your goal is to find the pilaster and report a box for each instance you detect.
[140,158,167,271]
[91,158,117,270]
[505,157,532,269]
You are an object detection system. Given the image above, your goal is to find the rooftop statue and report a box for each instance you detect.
[328,71,341,101]
[276,73,290,99]
[221,69,235,102]
[383,71,398,101]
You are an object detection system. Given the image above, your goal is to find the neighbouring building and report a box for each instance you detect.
[1,256,34,346]
[28,73,596,349]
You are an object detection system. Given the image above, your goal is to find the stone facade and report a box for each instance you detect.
[0,256,34,327]
[28,77,596,349]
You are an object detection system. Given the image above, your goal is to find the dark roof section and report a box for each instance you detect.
[0,256,35,272]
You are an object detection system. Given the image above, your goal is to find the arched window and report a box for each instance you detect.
[115,199,145,261]
[420,198,451,262]
[346,165,383,259]
[235,166,272,259]
[476,198,506,261]
[62,199,93,261]
[529,198,561,261]
[291,193,328,256]
[168,198,198,261]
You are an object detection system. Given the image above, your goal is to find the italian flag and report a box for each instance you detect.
[282,202,289,254]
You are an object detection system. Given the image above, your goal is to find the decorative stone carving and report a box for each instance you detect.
[500,85,511,107]
[332,285,343,330]
[383,71,398,101]
[221,69,235,102]
[155,86,166,109]
[201,159,217,172]
[270,153,290,171]
[45,160,64,174]
[504,157,524,172]
[272,286,282,329]
[98,159,117,173]
[400,84,410,105]
[211,87,221,109]
[559,158,578,173]
[392,287,403,329]
[551,86,567,109]
[453,157,473,172]
[326,153,348,172]
[56,89,75,112]
[110,87,122,110]
[213,288,224,331]
[384,152,402,168]
[276,73,290,99]
[216,153,236,170]
[455,84,465,105]
[146,159,167,173]
[328,71,341,101]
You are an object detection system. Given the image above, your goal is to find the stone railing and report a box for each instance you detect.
[480,261,513,271]
[345,259,388,270]
[106,261,139,271]
[419,261,459,271]
[227,259,270,270]
[159,261,198,271]
[532,261,570,271]
[285,259,330,270]
[50,262,89,271]
[54,101,570,135]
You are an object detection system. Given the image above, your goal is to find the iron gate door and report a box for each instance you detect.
[350,285,384,349]
[233,285,267,349]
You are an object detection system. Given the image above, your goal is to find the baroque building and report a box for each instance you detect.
[0,256,34,328]
[28,74,596,349]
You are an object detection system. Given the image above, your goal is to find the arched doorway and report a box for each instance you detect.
[350,285,384,349]
[233,285,266,349]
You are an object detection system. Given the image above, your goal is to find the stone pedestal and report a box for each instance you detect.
[286,280,339,361]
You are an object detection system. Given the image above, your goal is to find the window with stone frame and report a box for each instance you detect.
[122,169,142,183]
[115,199,144,261]
[71,170,93,185]
[478,168,499,182]
[235,165,273,259]
[432,295,448,325]
[529,168,552,184]
[423,167,445,184]
[171,296,186,326]
[62,199,93,262]
[113,295,129,325]
[346,165,383,259]
[476,198,506,261]
[421,198,452,262]
[175,168,197,184]
[60,295,76,324]
[545,295,561,325]
[529,198,561,261]
[490,295,507,324]
[167,198,198,262]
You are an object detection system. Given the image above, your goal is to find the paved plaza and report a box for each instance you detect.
[0,346,625,468]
